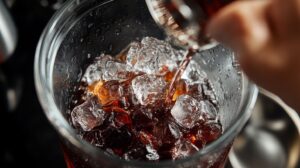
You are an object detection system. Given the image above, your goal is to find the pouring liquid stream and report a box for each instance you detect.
[151,0,237,103]
[166,48,197,103]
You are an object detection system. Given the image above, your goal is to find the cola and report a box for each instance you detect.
[66,37,223,164]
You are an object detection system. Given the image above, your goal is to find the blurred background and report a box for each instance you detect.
[0,0,67,167]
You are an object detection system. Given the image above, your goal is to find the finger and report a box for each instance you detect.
[270,0,300,41]
[207,0,271,55]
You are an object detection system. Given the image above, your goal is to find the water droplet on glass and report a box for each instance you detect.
[88,23,94,28]
[115,28,121,36]
[108,44,113,51]
[77,68,83,82]
[99,36,105,42]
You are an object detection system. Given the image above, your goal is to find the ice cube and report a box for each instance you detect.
[196,122,222,143]
[71,97,107,131]
[138,131,159,148]
[128,37,183,75]
[126,42,141,67]
[82,54,134,84]
[201,81,218,106]
[82,54,113,84]
[123,145,147,161]
[82,63,101,84]
[171,95,201,129]
[198,100,218,120]
[91,80,125,105]
[168,122,182,140]
[102,61,134,82]
[152,121,182,146]
[181,60,207,85]
[173,49,185,62]
[141,37,184,62]
[187,83,204,101]
[146,145,160,161]
[171,139,199,159]
[131,74,167,105]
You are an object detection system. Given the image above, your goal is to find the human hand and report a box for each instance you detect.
[207,0,300,112]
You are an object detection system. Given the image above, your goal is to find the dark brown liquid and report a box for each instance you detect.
[66,37,223,166]
[62,0,235,166]
[68,70,222,161]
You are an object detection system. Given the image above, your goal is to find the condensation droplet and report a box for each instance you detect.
[88,23,94,28]
[99,36,105,42]
[108,44,113,51]
[115,28,121,36]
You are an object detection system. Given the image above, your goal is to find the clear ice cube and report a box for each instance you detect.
[146,145,160,161]
[131,74,167,105]
[198,100,218,120]
[196,122,222,143]
[123,146,147,161]
[82,64,102,85]
[102,60,133,82]
[171,139,199,159]
[141,37,184,62]
[82,54,133,84]
[187,83,204,101]
[71,97,107,131]
[82,54,113,84]
[168,122,182,140]
[127,37,184,75]
[126,42,141,67]
[181,60,207,85]
[171,95,201,129]
[91,80,125,106]
[202,82,218,105]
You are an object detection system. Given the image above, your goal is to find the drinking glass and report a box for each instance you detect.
[34,0,258,167]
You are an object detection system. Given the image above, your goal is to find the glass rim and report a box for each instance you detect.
[34,0,258,166]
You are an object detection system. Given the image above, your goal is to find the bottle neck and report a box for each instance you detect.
[146,0,221,50]
[161,0,199,30]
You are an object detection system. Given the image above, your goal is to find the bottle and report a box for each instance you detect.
[145,0,233,50]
